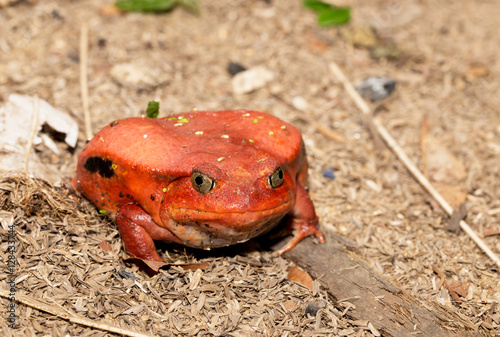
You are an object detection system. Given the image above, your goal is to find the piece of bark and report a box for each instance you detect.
[284,232,479,337]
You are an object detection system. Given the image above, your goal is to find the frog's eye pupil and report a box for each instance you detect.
[191,172,214,194]
[269,167,284,189]
[194,176,204,185]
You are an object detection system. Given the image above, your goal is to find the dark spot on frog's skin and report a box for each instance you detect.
[84,157,115,178]
[119,192,123,198]
[150,195,155,201]
[110,120,119,127]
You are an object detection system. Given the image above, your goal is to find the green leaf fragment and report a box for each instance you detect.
[115,0,199,13]
[303,0,331,12]
[302,0,350,27]
[318,7,350,26]
[146,101,160,118]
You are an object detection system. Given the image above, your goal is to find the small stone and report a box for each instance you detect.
[322,168,336,179]
[227,62,247,77]
[355,77,396,102]
[117,268,137,280]
[291,96,309,111]
[232,66,274,95]
[305,304,320,317]
[110,63,169,90]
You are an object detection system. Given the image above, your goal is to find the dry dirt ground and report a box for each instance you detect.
[0,0,499,336]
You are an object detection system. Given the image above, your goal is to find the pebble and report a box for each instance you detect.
[231,66,274,95]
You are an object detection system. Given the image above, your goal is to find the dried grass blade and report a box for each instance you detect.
[329,62,500,270]
[0,289,153,337]
[24,95,39,172]
[79,22,92,140]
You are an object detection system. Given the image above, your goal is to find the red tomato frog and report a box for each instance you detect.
[74,110,325,263]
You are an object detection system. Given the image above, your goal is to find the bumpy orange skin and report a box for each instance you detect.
[74,110,324,262]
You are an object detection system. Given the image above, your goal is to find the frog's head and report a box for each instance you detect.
[159,155,296,249]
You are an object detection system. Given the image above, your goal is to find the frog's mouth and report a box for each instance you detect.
[161,201,293,248]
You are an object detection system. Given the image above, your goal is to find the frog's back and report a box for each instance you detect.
[75,110,305,217]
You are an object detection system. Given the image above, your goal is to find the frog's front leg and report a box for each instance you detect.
[116,204,180,262]
[276,183,325,255]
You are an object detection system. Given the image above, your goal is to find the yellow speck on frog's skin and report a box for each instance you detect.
[269,131,274,135]
[99,210,107,214]
[221,135,229,139]
[178,117,189,123]
[217,157,225,162]
[248,139,255,143]
[163,187,167,192]
[257,158,267,163]
[166,117,177,120]
[253,119,258,124]
[257,116,264,119]
[111,163,118,170]
[195,131,204,135]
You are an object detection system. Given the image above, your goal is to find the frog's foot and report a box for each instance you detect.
[275,220,325,256]
[116,204,179,263]
[275,182,325,255]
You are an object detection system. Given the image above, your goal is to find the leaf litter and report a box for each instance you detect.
[0,173,364,336]
[1,0,500,335]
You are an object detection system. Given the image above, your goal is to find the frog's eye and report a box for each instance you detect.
[191,171,214,194]
[269,167,284,189]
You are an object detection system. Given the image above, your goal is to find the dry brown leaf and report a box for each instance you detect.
[432,264,468,304]
[433,183,468,209]
[282,299,298,311]
[466,63,489,82]
[448,281,468,298]
[421,116,467,207]
[422,135,466,183]
[179,262,211,271]
[100,5,122,17]
[98,240,112,252]
[287,265,313,290]
[483,228,500,237]
[125,257,170,272]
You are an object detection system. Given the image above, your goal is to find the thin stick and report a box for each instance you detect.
[329,62,500,270]
[80,22,92,140]
[0,289,153,337]
[24,96,39,173]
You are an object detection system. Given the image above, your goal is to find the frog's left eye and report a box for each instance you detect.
[269,167,284,189]
[191,171,214,194]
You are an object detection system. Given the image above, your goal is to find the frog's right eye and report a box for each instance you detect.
[191,171,214,194]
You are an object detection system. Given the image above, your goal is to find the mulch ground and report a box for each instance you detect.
[0,0,499,336]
